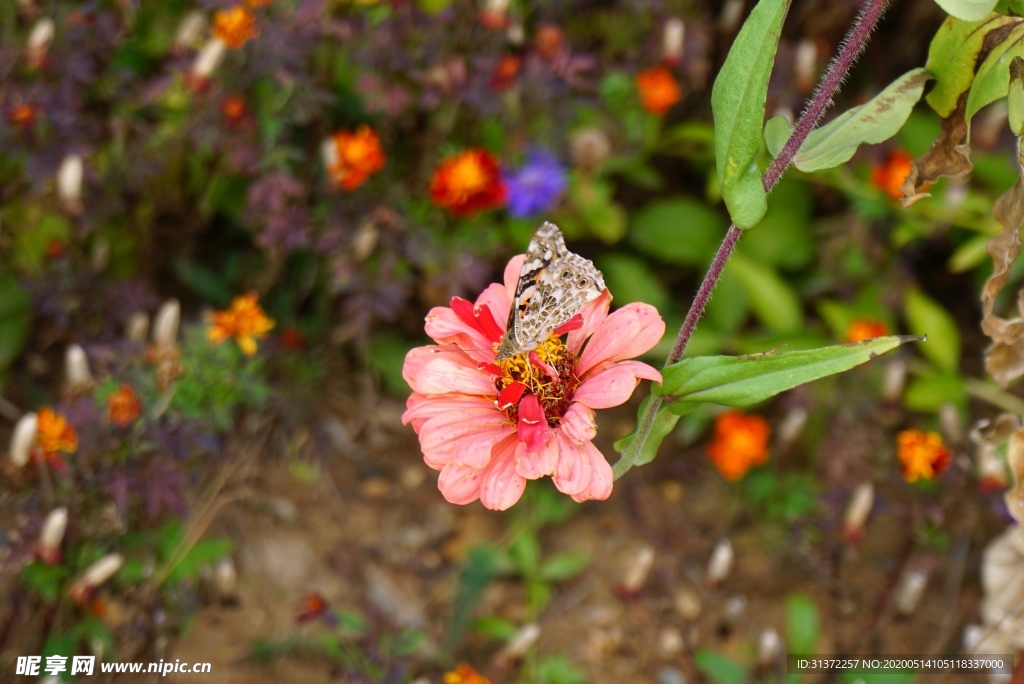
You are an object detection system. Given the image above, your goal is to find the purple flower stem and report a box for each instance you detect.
[614,0,891,479]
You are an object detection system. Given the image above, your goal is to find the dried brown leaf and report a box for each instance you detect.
[899,97,972,207]
[1006,427,1024,524]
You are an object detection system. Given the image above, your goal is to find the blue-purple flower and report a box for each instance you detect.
[504,150,568,218]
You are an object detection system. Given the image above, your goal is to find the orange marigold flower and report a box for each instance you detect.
[37,408,78,456]
[328,126,386,191]
[429,149,507,217]
[871,150,914,200]
[221,95,248,127]
[213,5,259,49]
[490,54,522,91]
[636,66,681,116]
[896,429,951,482]
[845,317,889,343]
[107,384,142,426]
[707,410,771,481]
[9,103,37,130]
[296,591,329,624]
[443,664,492,684]
[207,292,276,356]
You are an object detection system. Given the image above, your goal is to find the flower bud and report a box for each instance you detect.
[192,37,227,80]
[620,545,655,595]
[895,568,928,616]
[569,127,611,172]
[495,623,540,664]
[57,154,84,213]
[37,507,68,565]
[662,18,685,66]
[939,402,964,446]
[775,407,807,453]
[719,0,745,32]
[841,482,874,544]
[706,539,734,585]
[757,627,782,665]
[69,554,124,604]
[794,39,817,94]
[9,412,38,468]
[175,11,206,50]
[152,299,180,347]
[65,344,92,390]
[26,18,55,69]
[882,358,907,402]
[126,312,149,344]
[480,0,510,30]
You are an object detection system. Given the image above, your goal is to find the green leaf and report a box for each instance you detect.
[925,14,1021,118]
[536,654,588,684]
[509,533,541,575]
[472,616,520,641]
[966,23,1024,125]
[1008,56,1024,135]
[656,336,921,414]
[612,396,682,477]
[934,0,999,21]
[728,253,803,333]
[904,289,961,372]
[704,267,750,334]
[785,594,821,655]
[628,198,726,265]
[595,254,670,311]
[736,177,813,270]
[0,270,29,371]
[902,373,968,412]
[768,69,932,171]
[712,0,790,228]
[539,552,591,581]
[695,650,748,684]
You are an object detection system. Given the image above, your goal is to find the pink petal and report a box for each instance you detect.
[516,394,551,452]
[607,359,663,383]
[403,392,493,432]
[570,443,614,502]
[402,346,440,389]
[552,431,593,496]
[567,289,612,355]
[572,365,643,410]
[560,403,597,444]
[502,255,527,300]
[515,438,558,480]
[576,303,665,377]
[438,462,483,505]
[411,354,497,396]
[419,408,510,469]
[480,437,527,510]
[424,307,490,350]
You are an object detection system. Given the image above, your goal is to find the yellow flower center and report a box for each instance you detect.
[448,155,489,199]
[495,334,580,427]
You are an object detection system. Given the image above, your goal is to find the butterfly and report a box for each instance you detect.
[495,222,607,361]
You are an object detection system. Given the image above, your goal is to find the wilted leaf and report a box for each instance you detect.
[1008,56,1024,135]
[965,24,1024,124]
[900,98,973,206]
[765,69,932,172]
[981,146,1024,387]
[1007,427,1024,523]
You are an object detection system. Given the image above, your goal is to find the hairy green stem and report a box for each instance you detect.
[613,0,892,479]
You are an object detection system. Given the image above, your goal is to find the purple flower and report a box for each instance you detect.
[504,149,568,218]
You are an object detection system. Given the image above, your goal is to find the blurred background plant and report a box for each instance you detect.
[4,0,1024,681]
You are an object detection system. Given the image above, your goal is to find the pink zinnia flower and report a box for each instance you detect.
[402,256,665,510]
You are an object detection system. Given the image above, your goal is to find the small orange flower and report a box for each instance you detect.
[213,5,259,49]
[535,24,565,61]
[443,664,492,684]
[296,592,329,624]
[845,317,889,343]
[636,66,681,116]
[9,103,37,130]
[871,150,914,200]
[707,410,771,481]
[37,408,78,456]
[245,0,272,6]
[490,54,522,91]
[896,429,951,482]
[429,149,507,217]
[328,126,386,191]
[221,96,248,127]
[107,385,142,426]
[207,293,276,356]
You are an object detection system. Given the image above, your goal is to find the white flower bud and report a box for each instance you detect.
[26,18,55,67]
[126,312,149,344]
[321,136,339,175]
[65,344,92,389]
[175,11,206,49]
[939,402,964,445]
[794,39,817,92]
[842,482,874,543]
[757,627,782,665]
[775,407,807,452]
[882,358,907,402]
[895,569,928,616]
[495,623,539,664]
[719,0,745,32]
[37,507,68,565]
[192,37,227,80]
[706,539,734,585]
[152,299,180,347]
[69,554,124,603]
[662,18,685,65]
[57,154,84,208]
[9,412,38,467]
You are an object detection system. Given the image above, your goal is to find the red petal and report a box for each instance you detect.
[478,361,504,377]
[516,394,551,453]
[529,351,559,381]
[497,381,527,409]
[554,313,584,335]
[450,297,504,343]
